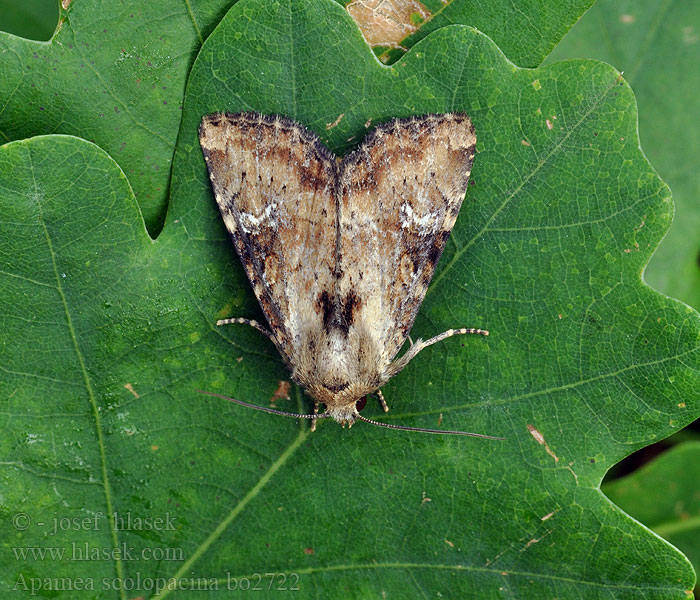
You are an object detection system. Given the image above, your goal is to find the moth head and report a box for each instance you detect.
[324,398,363,428]
[198,390,504,438]
[305,381,375,427]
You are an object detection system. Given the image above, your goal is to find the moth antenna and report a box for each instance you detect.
[355,414,505,439]
[198,390,330,420]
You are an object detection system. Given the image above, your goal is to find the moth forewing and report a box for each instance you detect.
[198,112,337,367]
[336,113,477,371]
[199,111,498,438]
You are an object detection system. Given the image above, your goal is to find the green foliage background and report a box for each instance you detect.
[548,0,700,315]
[1,0,699,597]
[549,0,700,586]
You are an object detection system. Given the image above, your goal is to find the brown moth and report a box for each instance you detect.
[198,111,500,438]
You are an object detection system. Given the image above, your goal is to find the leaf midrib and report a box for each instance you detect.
[154,420,310,599]
[30,143,126,599]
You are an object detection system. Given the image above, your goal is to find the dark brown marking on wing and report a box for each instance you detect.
[323,381,350,393]
[317,289,361,336]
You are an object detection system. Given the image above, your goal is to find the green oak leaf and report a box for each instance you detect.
[336,0,594,67]
[0,0,237,233]
[0,0,593,236]
[2,0,700,596]
[546,0,700,312]
[603,441,700,594]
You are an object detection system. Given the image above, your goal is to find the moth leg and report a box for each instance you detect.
[376,389,389,413]
[216,317,275,342]
[310,400,321,432]
[420,327,489,350]
[387,327,489,378]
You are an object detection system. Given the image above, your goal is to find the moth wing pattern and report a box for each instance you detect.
[337,114,477,367]
[198,112,338,366]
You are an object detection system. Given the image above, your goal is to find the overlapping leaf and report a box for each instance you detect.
[337,0,593,66]
[0,0,237,231]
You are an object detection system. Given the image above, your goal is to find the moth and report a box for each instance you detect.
[199,111,500,438]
